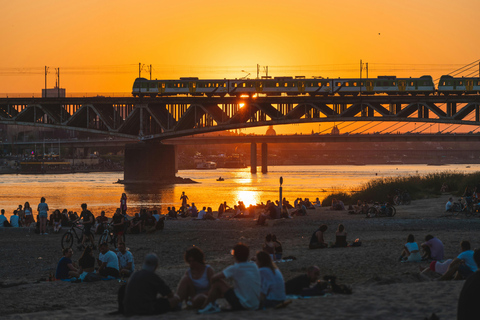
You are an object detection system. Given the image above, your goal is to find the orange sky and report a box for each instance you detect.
[1,0,480,134]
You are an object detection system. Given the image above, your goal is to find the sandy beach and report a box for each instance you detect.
[1,193,477,319]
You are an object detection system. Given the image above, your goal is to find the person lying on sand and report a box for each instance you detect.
[284,265,328,296]
[439,241,477,281]
[198,243,260,314]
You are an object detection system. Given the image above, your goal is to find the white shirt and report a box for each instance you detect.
[223,262,260,310]
[259,267,286,301]
[116,250,135,271]
[197,210,206,220]
[99,250,119,270]
[445,200,453,211]
[405,242,419,253]
[152,214,160,222]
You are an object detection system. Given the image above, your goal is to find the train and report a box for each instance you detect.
[132,75,480,98]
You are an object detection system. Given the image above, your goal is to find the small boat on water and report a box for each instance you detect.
[216,177,224,181]
[196,161,217,170]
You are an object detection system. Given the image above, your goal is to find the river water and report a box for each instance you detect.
[1,164,479,218]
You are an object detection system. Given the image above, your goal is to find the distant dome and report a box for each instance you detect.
[266,126,276,136]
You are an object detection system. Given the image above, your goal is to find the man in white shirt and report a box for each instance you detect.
[199,243,260,314]
[117,242,135,278]
[97,242,120,278]
[197,207,207,220]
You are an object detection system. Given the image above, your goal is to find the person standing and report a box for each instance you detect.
[180,191,189,207]
[120,193,128,215]
[78,203,95,248]
[24,202,34,226]
[37,197,49,235]
[16,205,25,226]
[457,249,480,320]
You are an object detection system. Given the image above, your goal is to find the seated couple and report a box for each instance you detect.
[309,224,349,249]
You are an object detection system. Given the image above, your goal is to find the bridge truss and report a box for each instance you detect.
[1,95,480,140]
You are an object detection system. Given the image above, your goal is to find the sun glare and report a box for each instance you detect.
[239,103,245,108]
[235,190,260,207]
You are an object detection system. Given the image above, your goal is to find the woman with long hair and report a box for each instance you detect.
[176,246,214,309]
[255,251,286,308]
[37,197,49,235]
[120,193,127,215]
[24,201,34,226]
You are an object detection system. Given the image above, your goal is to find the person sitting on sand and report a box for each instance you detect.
[112,208,125,238]
[78,245,96,273]
[51,209,62,233]
[445,197,454,212]
[272,234,283,261]
[120,253,180,315]
[421,235,445,260]
[9,210,19,228]
[333,224,348,247]
[255,251,287,309]
[399,234,422,262]
[457,249,480,320]
[190,203,198,218]
[284,265,328,296]
[198,243,260,314]
[309,224,328,249]
[95,210,109,234]
[204,207,216,220]
[117,242,135,278]
[143,211,157,234]
[96,242,120,278]
[263,234,276,260]
[55,248,82,280]
[314,197,322,207]
[439,240,478,281]
[419,259,453,279]
[176,246,214,309]
[196,207,207,220]
[0,209,7,227]
[129,213,143,234]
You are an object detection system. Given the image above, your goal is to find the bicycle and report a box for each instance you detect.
[393,190,411,205]
[452,198,473,217]
[367,202,396,218]
[61,222,95,249]
[98,222,125,249]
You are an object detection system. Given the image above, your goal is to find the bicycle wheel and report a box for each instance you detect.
[61,232,74,249]
[393,196,400,206]
[403,194,411,205]
[367,207,377,218]
[465,206,473,218]
[452,203,462,216]
[388,206,396,217]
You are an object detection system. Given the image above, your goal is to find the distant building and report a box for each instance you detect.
[331,125,340,135]
[266,125,276,136]
[42,87,66,98]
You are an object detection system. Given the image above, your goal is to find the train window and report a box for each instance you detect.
[410,82,414,86]
[392,82,396,86]
[284,83,288,87]
[477,81,480,86]
[150,84,156,88]
[318,82,322,87]
[326,82,330,87]
[345,82,350,87]
[360,82,364,86]
[292,82,296,87]
[215,83,219,88]
[352,82,357,86]
[336,82,341,87]
[459,81,463,85]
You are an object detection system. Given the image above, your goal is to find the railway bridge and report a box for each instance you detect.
[1,95,480,182]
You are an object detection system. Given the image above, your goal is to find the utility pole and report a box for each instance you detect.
[55,68,60,97]
[366,63,369,78]
[44,66,49,98]
[150,64,152,80]
[257,64,260,79]
[360,59,362,79]
[139,63,141,78]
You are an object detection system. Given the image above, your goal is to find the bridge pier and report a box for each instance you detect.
[124,142,177,183]
[261,143,268,174]
[250,143,257,173]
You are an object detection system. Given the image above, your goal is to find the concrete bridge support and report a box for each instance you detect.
[124,142,176,183]
[250,142,257,173]
[261,143,268,174]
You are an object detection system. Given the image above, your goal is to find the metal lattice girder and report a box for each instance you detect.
[424,102,447,118]
[174,105,206,131]
[118,107,141,135]
[286,103,317,119]
[0,104,19,119]
[310,103,336,116]
[365,103,390,116]
[15,104,45,123]
[341,103,365,117]
[41,104,68,123]
[395,104,419,118]
[146,103,176,130]
[91,104,118,130]
[453,103,479,121]
[254,103,284,120]
[228,103,259,124]
[199,104,230,124]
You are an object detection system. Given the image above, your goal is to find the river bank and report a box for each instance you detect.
[1,194,477,319]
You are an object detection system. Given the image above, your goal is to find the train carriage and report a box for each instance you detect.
[438,75,480,95]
